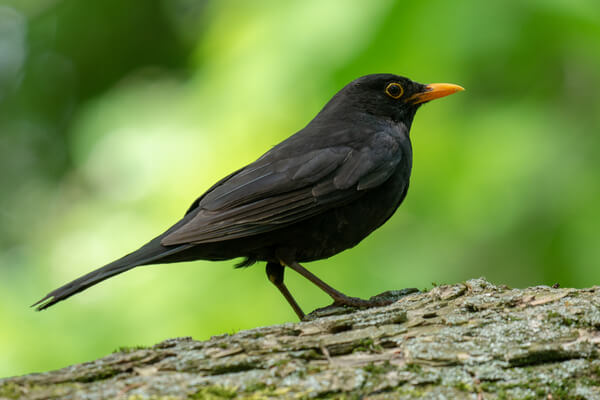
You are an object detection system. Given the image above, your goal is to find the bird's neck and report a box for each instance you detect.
[313,98,419,134]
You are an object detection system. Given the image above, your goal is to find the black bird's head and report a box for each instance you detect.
[319,74,464,129]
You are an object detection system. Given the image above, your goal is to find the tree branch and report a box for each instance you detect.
[2,279,600,399]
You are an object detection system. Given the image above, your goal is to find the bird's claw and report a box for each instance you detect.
[332,296,394,308]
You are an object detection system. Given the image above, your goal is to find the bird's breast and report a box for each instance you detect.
[277,158,412,262]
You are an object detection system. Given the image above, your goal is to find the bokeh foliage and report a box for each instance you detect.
[0,0,598,377]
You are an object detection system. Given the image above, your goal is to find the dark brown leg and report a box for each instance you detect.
[266,262,305,320]
[281,259,395,308]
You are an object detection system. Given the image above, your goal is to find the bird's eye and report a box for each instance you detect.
[385,82,404,99]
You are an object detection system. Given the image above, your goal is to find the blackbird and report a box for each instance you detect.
[34,74,463,319]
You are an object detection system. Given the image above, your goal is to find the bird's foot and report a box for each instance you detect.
[332,288,419,308]
[305,288,420,320]
[332,295,390,308]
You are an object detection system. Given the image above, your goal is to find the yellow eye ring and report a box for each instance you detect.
[385,82,404,99]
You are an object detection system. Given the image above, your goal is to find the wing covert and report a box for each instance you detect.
[161,128,405,246]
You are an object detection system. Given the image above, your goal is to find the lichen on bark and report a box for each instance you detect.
[2,278,600,399]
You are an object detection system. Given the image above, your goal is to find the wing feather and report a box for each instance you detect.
[161,127,405,246]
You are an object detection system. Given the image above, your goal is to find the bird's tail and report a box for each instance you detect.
[32,238,193,311]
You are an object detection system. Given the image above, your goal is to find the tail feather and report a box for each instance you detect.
[33,242,193,311]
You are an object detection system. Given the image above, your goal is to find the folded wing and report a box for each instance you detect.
[161,130,403,245]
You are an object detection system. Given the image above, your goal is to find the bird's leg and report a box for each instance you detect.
[282,260,395,308]
[266,262,305,320]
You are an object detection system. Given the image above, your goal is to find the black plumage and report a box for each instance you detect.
[33,74,463,319]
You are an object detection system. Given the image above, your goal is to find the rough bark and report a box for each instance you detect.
[2,278,600,399]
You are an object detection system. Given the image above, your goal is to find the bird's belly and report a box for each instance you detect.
[265,168,410,262]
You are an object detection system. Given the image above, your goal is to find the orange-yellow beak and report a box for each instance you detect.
[408,83,464,104]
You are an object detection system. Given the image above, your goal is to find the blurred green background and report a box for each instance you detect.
[1,0,599,378]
